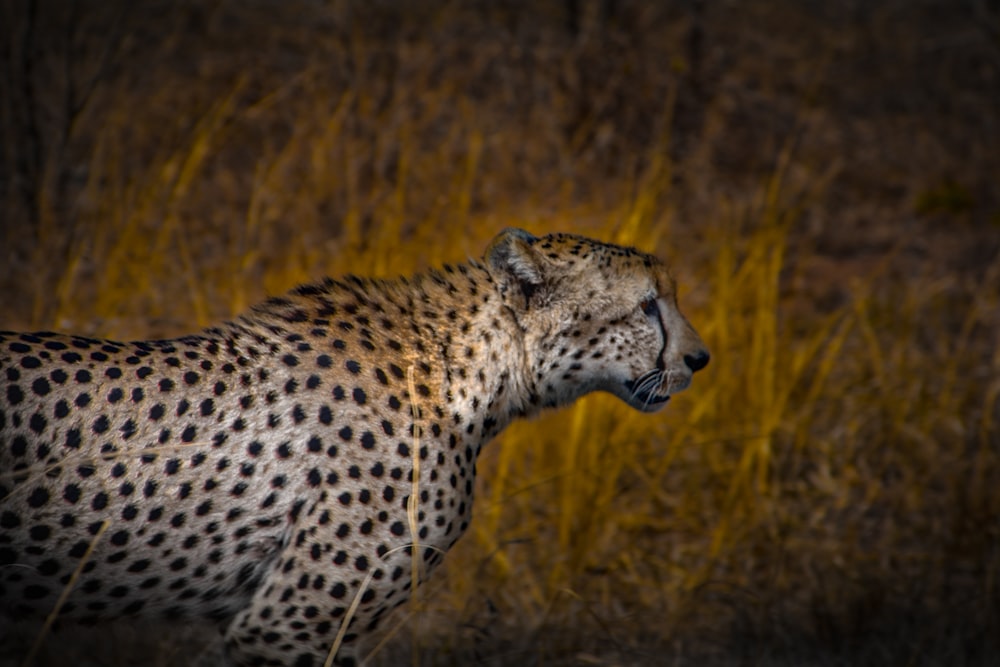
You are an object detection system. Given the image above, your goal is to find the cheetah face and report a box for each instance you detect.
[486,228,709,413]
[614,290,710,412]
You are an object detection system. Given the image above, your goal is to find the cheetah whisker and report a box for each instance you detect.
[629,369,665,409]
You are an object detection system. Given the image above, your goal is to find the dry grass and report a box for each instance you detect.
[2,1,999,665]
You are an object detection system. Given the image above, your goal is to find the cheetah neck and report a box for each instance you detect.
[245,262,537,452]
[411,263,536,445]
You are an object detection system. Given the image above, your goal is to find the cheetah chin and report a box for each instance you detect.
[1,227,707,667]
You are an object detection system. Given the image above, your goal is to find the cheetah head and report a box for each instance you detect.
[486,227,709,413]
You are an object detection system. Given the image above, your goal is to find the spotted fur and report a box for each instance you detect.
[0,229,708,665]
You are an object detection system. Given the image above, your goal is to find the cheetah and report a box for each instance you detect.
[0,228,709,666]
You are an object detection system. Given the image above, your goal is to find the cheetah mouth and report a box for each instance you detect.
[623,375,671,412]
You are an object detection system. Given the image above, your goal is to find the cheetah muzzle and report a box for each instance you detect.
[0,228,709,666]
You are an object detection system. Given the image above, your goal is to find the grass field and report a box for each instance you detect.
[2,1,999,665]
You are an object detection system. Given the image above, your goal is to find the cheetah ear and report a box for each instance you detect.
[485,228,547,308]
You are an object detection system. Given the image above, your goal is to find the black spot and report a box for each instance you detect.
[37,558,60,576]
[92,414,109,434]
[53,400,70,419]
[345,360,361,374]
[316,354,332,368]
[31,377,51,396]
[27,487,50,508]
[7,384,24,405]
[23,585,50,600]
[91,492,108,510]
[184,371,199,385]
[361,432,376,450]
[21,356,42,369]
[159,378,174,392]
[181,425,197,443]
[29,412,46,434]
[29,524,51,541]
[282,354,299,367]
[353,387,367,405]
[318,405,333,424]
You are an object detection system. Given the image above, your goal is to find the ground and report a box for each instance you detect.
[1,1,998,665]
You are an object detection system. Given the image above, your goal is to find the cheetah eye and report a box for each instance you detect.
[640,298,659,317]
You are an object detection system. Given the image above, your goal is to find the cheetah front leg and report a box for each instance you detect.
[221,536,403,667]
[223,588,366,667]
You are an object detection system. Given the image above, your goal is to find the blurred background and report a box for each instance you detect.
[1,1,999,665]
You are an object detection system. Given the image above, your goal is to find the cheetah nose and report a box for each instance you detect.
[684,350,710,373]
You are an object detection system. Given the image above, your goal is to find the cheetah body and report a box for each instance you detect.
[0,229,708,665]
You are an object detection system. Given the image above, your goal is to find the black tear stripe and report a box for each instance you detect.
[655,309,668,372]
